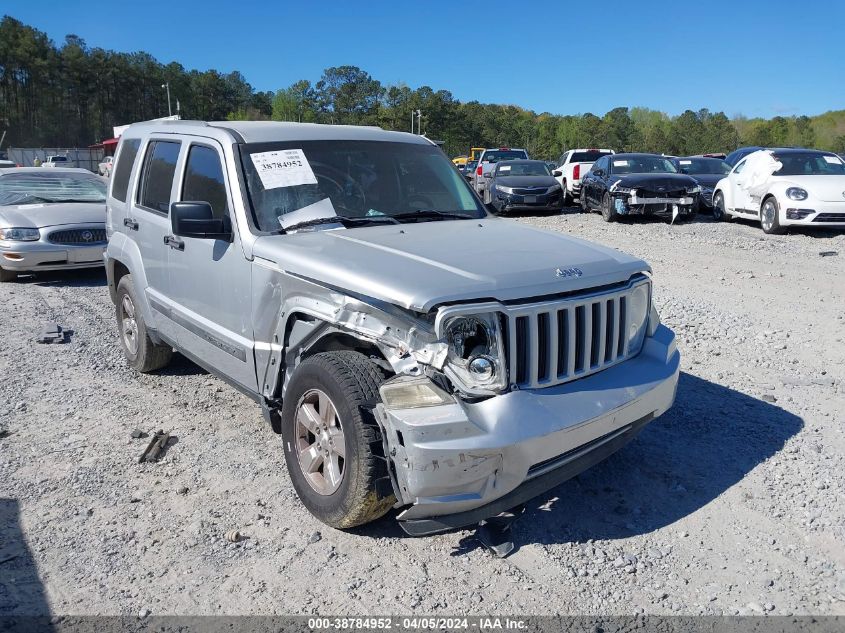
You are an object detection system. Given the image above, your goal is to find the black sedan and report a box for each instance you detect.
[482,160,563,214]
[671,156,731,213]
[580,153,700,223]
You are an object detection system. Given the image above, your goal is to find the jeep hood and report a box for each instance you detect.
[252,218,649,312]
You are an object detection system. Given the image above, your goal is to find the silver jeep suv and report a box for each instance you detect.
[105,120,679,534]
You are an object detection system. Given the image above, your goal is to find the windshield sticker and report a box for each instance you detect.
[499,165,511,172]
[251,149,318,190]
[823,155,843,164]
[679,160,692,165]
[613,160,629,167]
[278,197,336,230]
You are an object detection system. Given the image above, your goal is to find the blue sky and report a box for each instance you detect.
[4,0,844,118]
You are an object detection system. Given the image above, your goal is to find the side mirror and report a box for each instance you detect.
[171,201,231,240]
[552,170,562,177]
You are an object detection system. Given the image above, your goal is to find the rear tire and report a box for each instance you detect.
[600,192,618,222]
[281,351,394,529]
[580,189,591,213]
[760,197,785,234]
[0,266,17,283]
[115,275,173,372]
[561,182,572,207]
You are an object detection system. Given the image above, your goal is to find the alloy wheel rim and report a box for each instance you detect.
[121,294,139,355]
[294,389,346,496]
[762,202,775,230]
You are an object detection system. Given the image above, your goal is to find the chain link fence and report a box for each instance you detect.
[7,147,105,172]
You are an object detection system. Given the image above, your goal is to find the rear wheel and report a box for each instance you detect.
[0,266,17,283]
[281,351,394,529]
[561,181,572,206]
[760,197,785,234]
[580,188,591,213]
[115,275,173,372]
[600,192,618,222]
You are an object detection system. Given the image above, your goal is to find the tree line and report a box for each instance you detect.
[2,15,844,159]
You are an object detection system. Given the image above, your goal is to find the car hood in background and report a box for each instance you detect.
[0,202,106,228]
[253,218,648,312]
[610,173,698,190]
[685,173,724,188]
[495,175,559,188]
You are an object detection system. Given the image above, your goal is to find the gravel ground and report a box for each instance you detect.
[1,209,844,617]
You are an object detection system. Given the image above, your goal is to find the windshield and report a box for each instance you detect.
[0,172,107,206]
[676,158,731,175]
[481,150,527,163]
[496,161,550,177]
[772,153,845,176]
[240,140,485,232]
[611,156,678,175]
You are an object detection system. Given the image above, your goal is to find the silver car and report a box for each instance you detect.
[105,121,679,535]
[0,168,108,282]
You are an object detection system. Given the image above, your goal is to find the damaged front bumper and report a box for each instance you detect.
[375,324,679,535]
[613,193,696,217]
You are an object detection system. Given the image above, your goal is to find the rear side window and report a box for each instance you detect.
[182,145,228,219]
[111,138,141,202]
[138,141,181,214]
[571,151,612,163]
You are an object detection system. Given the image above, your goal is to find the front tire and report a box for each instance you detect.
[0,266,17,283]
[115,275,172,372]
[600,192,618,222]
[712,191,727,221]
[281,351,394,529]
[760,197,785,234]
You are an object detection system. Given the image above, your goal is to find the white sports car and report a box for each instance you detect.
[713,149,845,234]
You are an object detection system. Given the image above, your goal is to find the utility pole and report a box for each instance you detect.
[415,109,423,135]
[161,82,172,117]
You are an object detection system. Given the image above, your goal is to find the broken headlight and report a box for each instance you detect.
[687,185,702,194]
[441,313,507,393]
[626,281,651,354]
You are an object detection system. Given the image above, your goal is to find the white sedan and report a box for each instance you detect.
[713,149,845,234]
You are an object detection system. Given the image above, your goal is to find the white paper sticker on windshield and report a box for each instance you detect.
[613,160,629,167]
[499,165,511,171]
[679,160,692,165]
[251,149,318,190]
[823,155,843,164]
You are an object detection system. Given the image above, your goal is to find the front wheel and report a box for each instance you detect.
[281,351,394,529]
[600,192,618,222]
[0,266,17,283]
[760,197,785,234]
[712,191,727,221]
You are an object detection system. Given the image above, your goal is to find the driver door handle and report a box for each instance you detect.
[164,235,184,251]
[123,217,139,231]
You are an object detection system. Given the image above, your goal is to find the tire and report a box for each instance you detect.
[0,266,17,283]
[760,196,785,234]
[561,182,572,207]
[580,188,591,213]
[115,275,173,372]
[600,192,618,222]
[281,351,393,529]
[712,191,727,222]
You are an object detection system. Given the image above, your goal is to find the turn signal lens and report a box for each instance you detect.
[380,377,454,409]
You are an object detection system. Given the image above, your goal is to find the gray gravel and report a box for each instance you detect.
[1,209,844,616]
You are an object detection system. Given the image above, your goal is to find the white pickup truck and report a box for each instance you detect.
[554,148,614,205]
